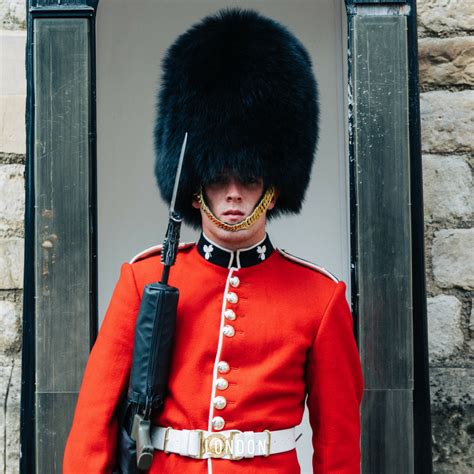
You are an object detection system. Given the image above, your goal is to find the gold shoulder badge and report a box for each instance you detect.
[129,242,195,264]
[277,249,339,283]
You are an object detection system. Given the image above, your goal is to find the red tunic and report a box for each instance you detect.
[63,235,363,473]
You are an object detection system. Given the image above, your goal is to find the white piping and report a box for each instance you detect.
[129,244,163,263]
[277,249,339,283]
[235,232,268,252]
[227,253,234,270]
[207,266,239,473]
[235,252,241,269]
[202,232,234,252]
[129,241,195,264]
[202,231,268,253]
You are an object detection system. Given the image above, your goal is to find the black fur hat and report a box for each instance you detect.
[154,7,319,227]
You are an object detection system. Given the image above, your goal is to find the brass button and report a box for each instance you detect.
[226,292,238,304]
[223,325,235,337]
[224,309,236,321]
[229,276,240,288]
[213,396,227,410]
[215,377,228,390]
[217,361,230,374]
[211,416,225,431]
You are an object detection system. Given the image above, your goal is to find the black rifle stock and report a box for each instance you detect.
[114,212,182,473]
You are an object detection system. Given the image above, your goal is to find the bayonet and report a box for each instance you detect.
[161,132,188,281]
[170,132,188,215]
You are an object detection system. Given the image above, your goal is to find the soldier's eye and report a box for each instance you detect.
[243,177,262,186]
[208,174,228,186]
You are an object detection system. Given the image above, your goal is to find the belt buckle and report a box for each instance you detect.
[192,430,229,459]
[204,433,228,459]
[197,430,244,460]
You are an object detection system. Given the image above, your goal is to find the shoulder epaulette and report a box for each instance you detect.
[129,242,195,264]
[277,248,339,283]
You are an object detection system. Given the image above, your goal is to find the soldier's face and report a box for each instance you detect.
[204,175,265,224]
[192,175,277,250]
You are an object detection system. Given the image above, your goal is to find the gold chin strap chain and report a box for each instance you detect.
[195,186,276,232]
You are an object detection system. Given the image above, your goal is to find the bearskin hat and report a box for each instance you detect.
[154,7,319,227]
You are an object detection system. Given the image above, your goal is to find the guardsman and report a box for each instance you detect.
[63,7,363,473]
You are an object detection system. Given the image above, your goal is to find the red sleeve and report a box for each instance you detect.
[63,262,141,473]
[305,280,364,473]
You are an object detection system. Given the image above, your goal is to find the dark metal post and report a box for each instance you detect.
[21,1,98,472]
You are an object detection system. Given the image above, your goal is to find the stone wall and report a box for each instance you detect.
[0,0,472,472]
[0,0,26,473]
[418,0,474,472]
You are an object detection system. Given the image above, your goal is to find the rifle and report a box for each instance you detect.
[114,133,188,473]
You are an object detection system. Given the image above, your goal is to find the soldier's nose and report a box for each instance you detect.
[226,181,243,201]
[226,192,242,202]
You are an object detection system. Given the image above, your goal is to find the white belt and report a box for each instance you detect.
[150,425,297,460]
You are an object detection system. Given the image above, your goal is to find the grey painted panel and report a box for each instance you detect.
[353,15,413,391]
[33,18,91,391]
[362,390,414,473]
[36,392,79,474]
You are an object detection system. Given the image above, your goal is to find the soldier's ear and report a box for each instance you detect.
[192,196,200,209]
[268,189,279,211]
[191,188,201,210]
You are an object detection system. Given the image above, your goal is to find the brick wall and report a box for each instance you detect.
[0,0,26,472]
[418,1,474,472]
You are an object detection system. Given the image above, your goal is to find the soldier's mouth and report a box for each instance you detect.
[222,210,245,223]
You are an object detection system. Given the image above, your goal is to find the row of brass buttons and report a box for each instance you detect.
[211,274,240,431]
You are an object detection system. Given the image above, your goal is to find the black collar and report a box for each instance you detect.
[197,232,274,268]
